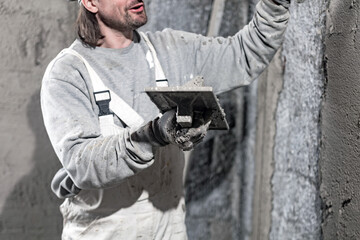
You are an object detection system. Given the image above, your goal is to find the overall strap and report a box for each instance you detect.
[61,48,145,129]
[140,32,169,87]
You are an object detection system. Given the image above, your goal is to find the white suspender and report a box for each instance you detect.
[62,48,145,130]
[60,33,167,134]
[140,32,169,87]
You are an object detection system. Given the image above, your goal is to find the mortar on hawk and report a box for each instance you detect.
[145,76,229,130]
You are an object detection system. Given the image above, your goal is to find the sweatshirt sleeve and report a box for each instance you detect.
[150,0,289,94]
[41,54,155,195]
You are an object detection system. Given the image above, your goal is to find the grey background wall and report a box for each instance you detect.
[1,0,359,240]
[0,1,77,239]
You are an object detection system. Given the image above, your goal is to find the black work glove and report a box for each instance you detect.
[132,109,210,151]
[272,0,290,9]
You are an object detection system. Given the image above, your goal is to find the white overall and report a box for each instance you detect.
[55,33,188,240]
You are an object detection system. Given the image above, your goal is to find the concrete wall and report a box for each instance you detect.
[251,0,326,239]
[0,0,77,239]
[320,0,360,238]
[253,0,360,239]
[2,0,359,239]
[252,49,284,240]
[253,0,327,239]
[270,1,326,238]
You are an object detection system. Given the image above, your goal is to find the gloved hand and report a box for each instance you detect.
[156,109,211,151]
[271,0,290,9]
[131,109,210,151]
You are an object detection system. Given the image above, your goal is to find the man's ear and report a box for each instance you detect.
[81,0,99,13]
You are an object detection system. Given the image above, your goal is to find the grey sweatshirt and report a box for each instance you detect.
[41,0,289,198]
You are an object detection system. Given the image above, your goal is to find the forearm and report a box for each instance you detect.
[160,0,290,94]
[235,0,289,81]
[41,77,157,191]
[49,120,164,198]
[58,130,155,190]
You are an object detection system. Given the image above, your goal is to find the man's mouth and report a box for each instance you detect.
[129,3,144,13]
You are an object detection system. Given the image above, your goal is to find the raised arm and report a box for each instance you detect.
[148,0,290,94]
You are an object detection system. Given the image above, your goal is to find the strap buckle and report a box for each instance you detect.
[94,90,112,116]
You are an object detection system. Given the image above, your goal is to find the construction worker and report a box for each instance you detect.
[41,0,290,239]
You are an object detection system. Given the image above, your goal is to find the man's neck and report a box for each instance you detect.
[97,26,134,49]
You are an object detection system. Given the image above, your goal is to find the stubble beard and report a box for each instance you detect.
[99,8,148,32]
[124,10,147,30]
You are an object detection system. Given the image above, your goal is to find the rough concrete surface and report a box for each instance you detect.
[0,0,78,239]
[320,0,360,239]
[270,0,327,239]
[252,49,284,240]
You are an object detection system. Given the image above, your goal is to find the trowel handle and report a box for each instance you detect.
[176,103,193,128]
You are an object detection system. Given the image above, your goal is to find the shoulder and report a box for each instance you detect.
[140,28,200,38]
[42,41,92,95]
[138,28,204,47]
[43,41,89,82]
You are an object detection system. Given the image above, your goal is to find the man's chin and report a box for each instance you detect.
[124,11,148,30]
[132,16,148,28]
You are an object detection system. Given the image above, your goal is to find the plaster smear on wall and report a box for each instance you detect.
[270,0,327,239]
[321,0,360,238]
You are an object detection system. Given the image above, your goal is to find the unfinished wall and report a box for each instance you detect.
[252,0,327,239]
[0,0,77,239]
[270,1,326,238]
[320,0,360,239]
[252,49,284,240]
